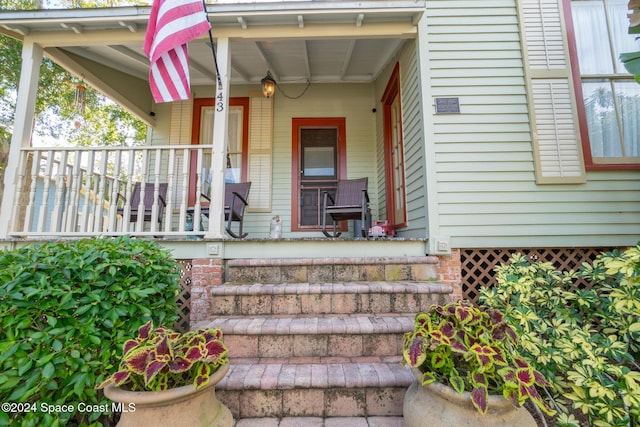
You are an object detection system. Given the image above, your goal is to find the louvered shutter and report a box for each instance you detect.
[520,0,587,183]
[169,99,193,145]
[247,96,273,211]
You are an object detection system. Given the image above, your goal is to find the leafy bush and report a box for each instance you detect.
[0,236,182,427]
[480,244,640,427]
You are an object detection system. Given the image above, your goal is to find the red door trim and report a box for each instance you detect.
[381,63,407,228]
[189,97,249,205]
[291,117,347,232]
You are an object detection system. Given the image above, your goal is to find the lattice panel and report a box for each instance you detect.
[461,247,615,304]
[174,260,192,333]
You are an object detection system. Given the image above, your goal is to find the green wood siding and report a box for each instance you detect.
[422,0,640,248]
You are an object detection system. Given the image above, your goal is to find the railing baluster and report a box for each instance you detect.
[148,149,160,233]
[64,150,82,232]
[93,150,108,232]
[23,151,40,233]
[37,151,54,232]
[193,148,203,232]
[179,148,189,233]
[165,148,176,233]
[79,151,95,233]
[107,150,122,232]
[50,150,68,232]
[135,150,149,232]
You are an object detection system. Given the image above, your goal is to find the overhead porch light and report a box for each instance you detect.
[261,71,276,98]
[260,71,311,99]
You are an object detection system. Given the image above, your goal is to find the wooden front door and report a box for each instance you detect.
[292,118,346,231]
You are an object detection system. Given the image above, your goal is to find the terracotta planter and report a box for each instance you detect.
[103,364,232,427]
[403,368,536,427]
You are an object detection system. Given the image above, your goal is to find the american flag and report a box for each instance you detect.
[143,0,211,103]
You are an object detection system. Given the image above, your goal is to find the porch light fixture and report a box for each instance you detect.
[261,71,276,98]
[260,70,311,99]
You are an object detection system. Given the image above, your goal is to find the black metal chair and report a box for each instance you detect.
[117,182,168,227]
[322,177,370,238]
[200,182,251,238]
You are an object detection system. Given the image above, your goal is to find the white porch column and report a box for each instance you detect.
[416,15,449,255]
[0,40,43,239]
[205,36,230,239]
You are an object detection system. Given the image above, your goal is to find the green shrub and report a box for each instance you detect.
[480,244,640,427]
[0,236,182,427]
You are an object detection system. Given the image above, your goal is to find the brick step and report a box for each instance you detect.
[225,256,439,284]
[205,314,413,359]
[207,282,452,316]
[233,416,405,427]
[216,361,413,418]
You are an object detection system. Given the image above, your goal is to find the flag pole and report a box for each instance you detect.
[202,0,223,91]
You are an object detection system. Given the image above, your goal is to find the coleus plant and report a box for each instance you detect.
[402,299,556,416]
[97,320,228,392]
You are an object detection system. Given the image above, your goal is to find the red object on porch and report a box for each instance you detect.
[368,220,396,237]
[144,0,210,103]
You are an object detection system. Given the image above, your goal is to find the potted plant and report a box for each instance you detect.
[402,300,556,427]
[97,320,232,427]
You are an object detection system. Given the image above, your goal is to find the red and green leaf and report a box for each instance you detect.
[450,336,469,353]
[420,371,436,386]
[449,374,465,394]
[404,335,427,367]
[169,356,192,373]
[154,336,173,362]
[471,385,489,414]
[516,368,535,387]
[471,371,488,388]
[138,320,153,340]
[193,363,211,389]
[455,305,474,324]
[144,360,167,385]
[124,346,152,374]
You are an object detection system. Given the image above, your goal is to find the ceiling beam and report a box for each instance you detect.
[340,39,356,79]
[254,41,278,80]
[302,40,311,79]
[108,45,149,66]
[371,38,405,81]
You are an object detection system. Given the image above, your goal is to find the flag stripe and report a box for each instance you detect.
[144,0,210,103]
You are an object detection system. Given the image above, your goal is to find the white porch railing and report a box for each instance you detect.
[8,145,216,238]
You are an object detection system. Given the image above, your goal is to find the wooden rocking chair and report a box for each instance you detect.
[322,178,370,238]
[200,182,251,238]
[117,182,168,227]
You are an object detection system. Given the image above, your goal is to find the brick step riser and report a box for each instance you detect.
[226,263,437,285]
[217,386,406,419]
[224,333,406,359]
[210,292,449,316]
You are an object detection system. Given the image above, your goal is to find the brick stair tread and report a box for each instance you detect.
[200,314,416,335]
[216,361,414,391]
[211,282,452,296]
[227,256,439,267]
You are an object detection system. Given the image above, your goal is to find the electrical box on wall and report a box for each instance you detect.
[430,237,451,255]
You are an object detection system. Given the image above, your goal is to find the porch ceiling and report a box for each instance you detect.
[0,1,424,87]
